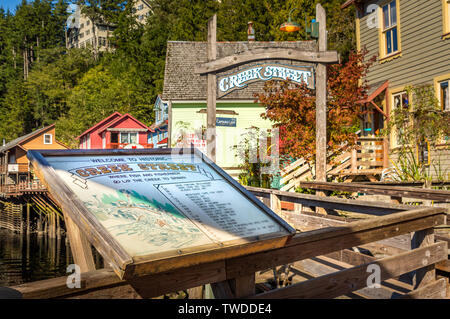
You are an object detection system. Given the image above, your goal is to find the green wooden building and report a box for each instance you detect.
[161,41,317,179]
[343,0,450,180]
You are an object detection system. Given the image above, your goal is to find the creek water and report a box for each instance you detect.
[0,229,103,287]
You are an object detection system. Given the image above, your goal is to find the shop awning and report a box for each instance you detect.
[358,80,389,119]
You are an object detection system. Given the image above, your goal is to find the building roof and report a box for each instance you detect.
[157,137,168,145]
[162,41,317,101]
[0,124,56,153]
[76,112,122,140]
[98,113,154,134]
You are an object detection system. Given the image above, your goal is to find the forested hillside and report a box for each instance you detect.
[0,0,355,148]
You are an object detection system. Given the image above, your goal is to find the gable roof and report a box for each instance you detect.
[162,41,317,101]
[76,112,122,139]
[98,113,154,134]
[0,124,56,153]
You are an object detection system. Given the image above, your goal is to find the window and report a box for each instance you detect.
[86,29,90,36]
[9,153,16,164]
[382,1,399,56]
[138,4,144,10]
[393,91,408,110]
[86,20,90,26]
[80,23,84,29]
[44,134,52,144]
[439,80,450,111]
[120,132,138,144]
[98,37,106,47]
[111,132,119,144]
[392,91,409,145]
[417,140,430,166]
[79,32,84,39]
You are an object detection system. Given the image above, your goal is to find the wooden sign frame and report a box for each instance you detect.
[27,148,295,280]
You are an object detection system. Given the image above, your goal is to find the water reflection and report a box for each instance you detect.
[0,229,103,287]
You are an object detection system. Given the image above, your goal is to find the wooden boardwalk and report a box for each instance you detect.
[10,186,449,299]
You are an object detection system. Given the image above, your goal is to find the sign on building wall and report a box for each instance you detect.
[216,117,236,127]
[28,149,294,279]
[217,63,315,97]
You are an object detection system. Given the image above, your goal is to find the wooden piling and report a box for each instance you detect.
[26,202,30,234]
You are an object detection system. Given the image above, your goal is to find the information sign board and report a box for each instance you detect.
[28,148,294,279]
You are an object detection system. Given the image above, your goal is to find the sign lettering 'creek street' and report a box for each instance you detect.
[218,64,314,97]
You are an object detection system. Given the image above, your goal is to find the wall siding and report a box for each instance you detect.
[171,103,273,169]
[359,0,450,89]
[358,0,450,178]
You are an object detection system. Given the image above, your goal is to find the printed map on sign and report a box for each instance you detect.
[44,153,286,257]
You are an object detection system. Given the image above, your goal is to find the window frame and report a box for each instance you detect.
[416,140,431,167]
[389,88,411,149]
[433,73,450,112]
[43,134,53,145]
[378,0,402,62]
[443,0,450,39]
[439,80,450,112]
[120,132,138,144]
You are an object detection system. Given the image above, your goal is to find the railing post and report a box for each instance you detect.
[351,149,357,173]
[411,228,436,289]
[383,138,389,168]
[230,274,255,298]
[270,193,281,215]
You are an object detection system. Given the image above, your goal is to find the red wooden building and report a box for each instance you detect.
[77,112,154,149]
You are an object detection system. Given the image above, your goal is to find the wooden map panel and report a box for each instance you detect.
[28,148,294,279]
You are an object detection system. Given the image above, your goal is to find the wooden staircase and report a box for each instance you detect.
[280,137,389,191]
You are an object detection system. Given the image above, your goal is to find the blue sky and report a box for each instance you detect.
[1,0,24,12]
[1,0,77,13]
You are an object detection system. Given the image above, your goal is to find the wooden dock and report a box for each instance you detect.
[10,186,449,299]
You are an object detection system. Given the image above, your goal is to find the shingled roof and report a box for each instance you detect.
[162,41,317,101]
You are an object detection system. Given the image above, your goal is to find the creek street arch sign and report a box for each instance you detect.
[217,63,314,98]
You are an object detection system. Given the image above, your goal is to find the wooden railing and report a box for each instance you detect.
[296,181,450,203]
[350,137,389,173]
[0,163,30,173]
[106,143,154,149]
[11,187,448,299]
[280,137,390,189]
[0,180,47,194]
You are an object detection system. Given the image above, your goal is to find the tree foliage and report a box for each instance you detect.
[384,85,450,182]
[256,50,376,162]
[0,0,357,147]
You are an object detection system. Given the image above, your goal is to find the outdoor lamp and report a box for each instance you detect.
[280,8,319,39]
[279,8,301,32]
